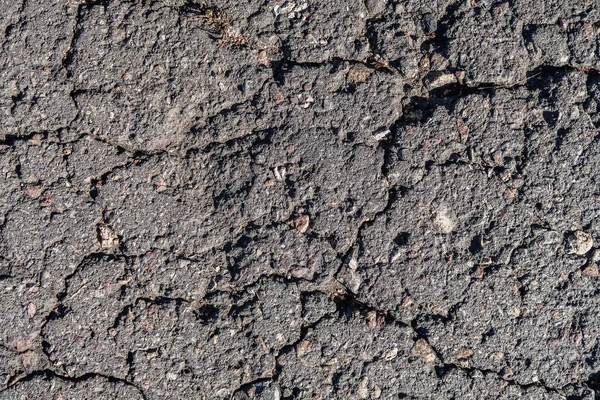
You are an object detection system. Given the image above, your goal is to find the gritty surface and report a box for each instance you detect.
[1,0,600,399]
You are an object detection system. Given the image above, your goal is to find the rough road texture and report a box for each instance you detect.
[1,0,600,399]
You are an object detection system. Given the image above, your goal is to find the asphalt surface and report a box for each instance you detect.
[1,0,600,399]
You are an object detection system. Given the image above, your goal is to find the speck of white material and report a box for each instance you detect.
[434,206,456,234]
[384,347,398,361]
[372,129,390,141]
[567,230,593,255]
[274,166,286,181]
[428,73,457,89]
[349,257,358,270]
[358,377,369,399]
[166,372,178,381]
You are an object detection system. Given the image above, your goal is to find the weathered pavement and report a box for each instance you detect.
[1,0,600,398]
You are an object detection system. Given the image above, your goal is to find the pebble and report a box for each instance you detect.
[434,207,456,234]
[292,215,310,233]
[412,339,437,363]
[296,340,312,358]
[372,128,390,141]
[582,263,599,277]
[27,303,36,317]
[347,64,373,84]
[20,350,39,370]
[427,72,457,89]
[372,385,382,398]
[455,347,473,359]
[357,377,369,399]
[384,347,399,361]
[166,372,178,381]
[566,231,593,255]
[457,121,469,142]
[98,224,120,253]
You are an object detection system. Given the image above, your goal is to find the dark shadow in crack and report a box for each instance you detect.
[586,371,600,395]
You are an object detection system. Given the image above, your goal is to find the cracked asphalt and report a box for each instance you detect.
[1,0,600,398]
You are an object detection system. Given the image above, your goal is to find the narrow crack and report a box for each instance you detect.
[2,369,148,399]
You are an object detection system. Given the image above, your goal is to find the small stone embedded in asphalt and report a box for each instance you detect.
[434,206,456,234]
[412,339,438,363]
[582,263,599,277]
[2,0,600,399]
[426,71,457,90]
[566,231,594,256]
[291,214,310,233]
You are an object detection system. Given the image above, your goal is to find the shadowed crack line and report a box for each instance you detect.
[2,369,148,399]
